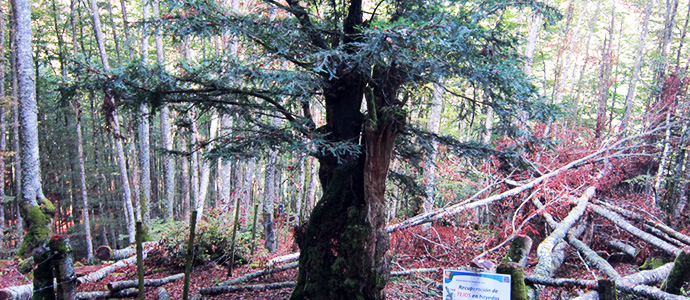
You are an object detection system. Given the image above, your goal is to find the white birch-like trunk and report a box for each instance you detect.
[220,114,234,210]
[197,111,219,219]
[10,20,23,239]
[15,0,44,207]
[189,110,201,221]
[89,0,136,243]
[263,152,278,252]
[422,82,443,216]
[621,0,653,131]
[242,159,256,224]
[0,8,6,249]
[153,0,175,222]
[138,0,152,225]
[653,111,673,205]
[76,105,94,261]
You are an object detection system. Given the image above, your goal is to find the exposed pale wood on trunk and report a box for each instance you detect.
[597,201,690,247]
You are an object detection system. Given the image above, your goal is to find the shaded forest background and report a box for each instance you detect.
[0,0,689,298]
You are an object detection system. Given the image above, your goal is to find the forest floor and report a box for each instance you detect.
[0,219,657,300]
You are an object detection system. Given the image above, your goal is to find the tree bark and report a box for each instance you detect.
[88,0,137,244]
[220,262,298,286]
[0,6,6,251]
[533,187,594,279]
[201,282,296,296]
[107,274,184,292]
[9,5,23,241]
[589,203,680,256]
[422,82,443,218]
[621,0,653,131]
[595,3,615,139]
[75,103,94,262]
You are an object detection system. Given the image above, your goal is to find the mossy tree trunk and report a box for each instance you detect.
[291,3,404,297]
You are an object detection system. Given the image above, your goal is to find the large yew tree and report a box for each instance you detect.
[107,0,557,299]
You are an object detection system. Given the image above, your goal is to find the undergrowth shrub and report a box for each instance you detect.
[153,212,252,269]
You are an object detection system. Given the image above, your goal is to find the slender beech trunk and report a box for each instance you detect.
[657,0,680,80]
[181,136,190,217]
[0,7,6,250]
[242,158,255,226]
[75,103,94,262]
[621,0,653,131]
[551,1,574,106]
[189,111,201,221]
[595,4,615,139]
[153,0,176,222]
[574,0,602,122]
[219,114,233,210]
[422,82,443,216]
[262,119,282,252]
[197,111,218,219]
[89,0,136,243]
[14,0,55,299]
[10,2,23,241]
[139,0,152,226]
[675,2,690,69]
[105,0,122,65]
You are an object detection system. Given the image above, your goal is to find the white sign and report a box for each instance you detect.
[443,269,511,300]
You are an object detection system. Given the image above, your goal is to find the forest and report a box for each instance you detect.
[0,0,689,299]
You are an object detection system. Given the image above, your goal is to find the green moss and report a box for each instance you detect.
[17,257,34,274]
[39,198,56,216]
[496,262,527,300]
[661,250,690,294]
[18,205,51,258]
[49,236,70,254]
[640,257,666,270]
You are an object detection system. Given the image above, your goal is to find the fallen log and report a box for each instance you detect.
[95,242,157,261]
[607,240,639,259]
[157,288,170,300]
[524,276,690,300]
[597,201,690,247]
[386,131,650,232]
[533,187,594,279]
[200,281,296,296]
[77,255,141,285]
[646,225,687,248]
[589,204,681,256]
[219,262,298,286]
[572,262,675,300]
[390,268,438,277]
[0,284,32,300]
[266,253,299,267]
[107,273,184,292]
[75,288,138,300]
